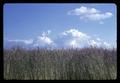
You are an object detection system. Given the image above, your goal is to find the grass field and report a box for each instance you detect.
[4,47,117,80]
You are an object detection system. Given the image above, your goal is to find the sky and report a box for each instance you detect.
[3,3,117,49]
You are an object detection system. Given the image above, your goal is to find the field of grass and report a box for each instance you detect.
[4,47,117,80]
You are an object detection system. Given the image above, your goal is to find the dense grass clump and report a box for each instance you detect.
[4,47,117,80]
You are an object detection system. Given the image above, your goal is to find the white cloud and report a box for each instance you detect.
[84,12,112,21]
[24,39,33,44]
[68,39,79,48]
[96,37,101,41]
[5,29,113,49]
[61,28,90,48]
[7,30,54,48]
[62,28,90,39]
[33,30,55,47]
[37,36,53,45]
[8,39,33,45]
[87,38,111,48]
[41,30,51,37]
[61,32,67,36]
[88,40,102,47]
[68,6,100,15]
[103,42,110,47]
[61,29,111,48]
[68,6,113,22]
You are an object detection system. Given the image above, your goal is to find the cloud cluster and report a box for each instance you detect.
[68,6,113,22]
[5,29,112,49]
[88,38,111,48]
[61,29,111,48]
[61,29,90,48]
[33,30,54,47]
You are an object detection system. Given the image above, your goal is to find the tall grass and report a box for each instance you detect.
[4,47,117,80]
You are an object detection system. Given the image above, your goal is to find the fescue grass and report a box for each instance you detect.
[4,47,117,80]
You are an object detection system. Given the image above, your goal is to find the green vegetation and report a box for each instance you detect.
[4,47,117,80]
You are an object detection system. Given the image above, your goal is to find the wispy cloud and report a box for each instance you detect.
[8,39,33,45]
[68,6,113,23]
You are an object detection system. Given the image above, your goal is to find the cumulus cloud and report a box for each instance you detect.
[68,6,100,15]
[69,40,77,47]
[33,30,55,47]
[62,28,90,39]
[88,39,102,47]
[61,28,90,48]
[68,6,113,22]
[87,38,111,48]
[5,29,113,49]
[61,28,111,48]
[37,36,53,45]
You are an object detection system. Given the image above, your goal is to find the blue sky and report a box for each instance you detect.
[4,3,117,49]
